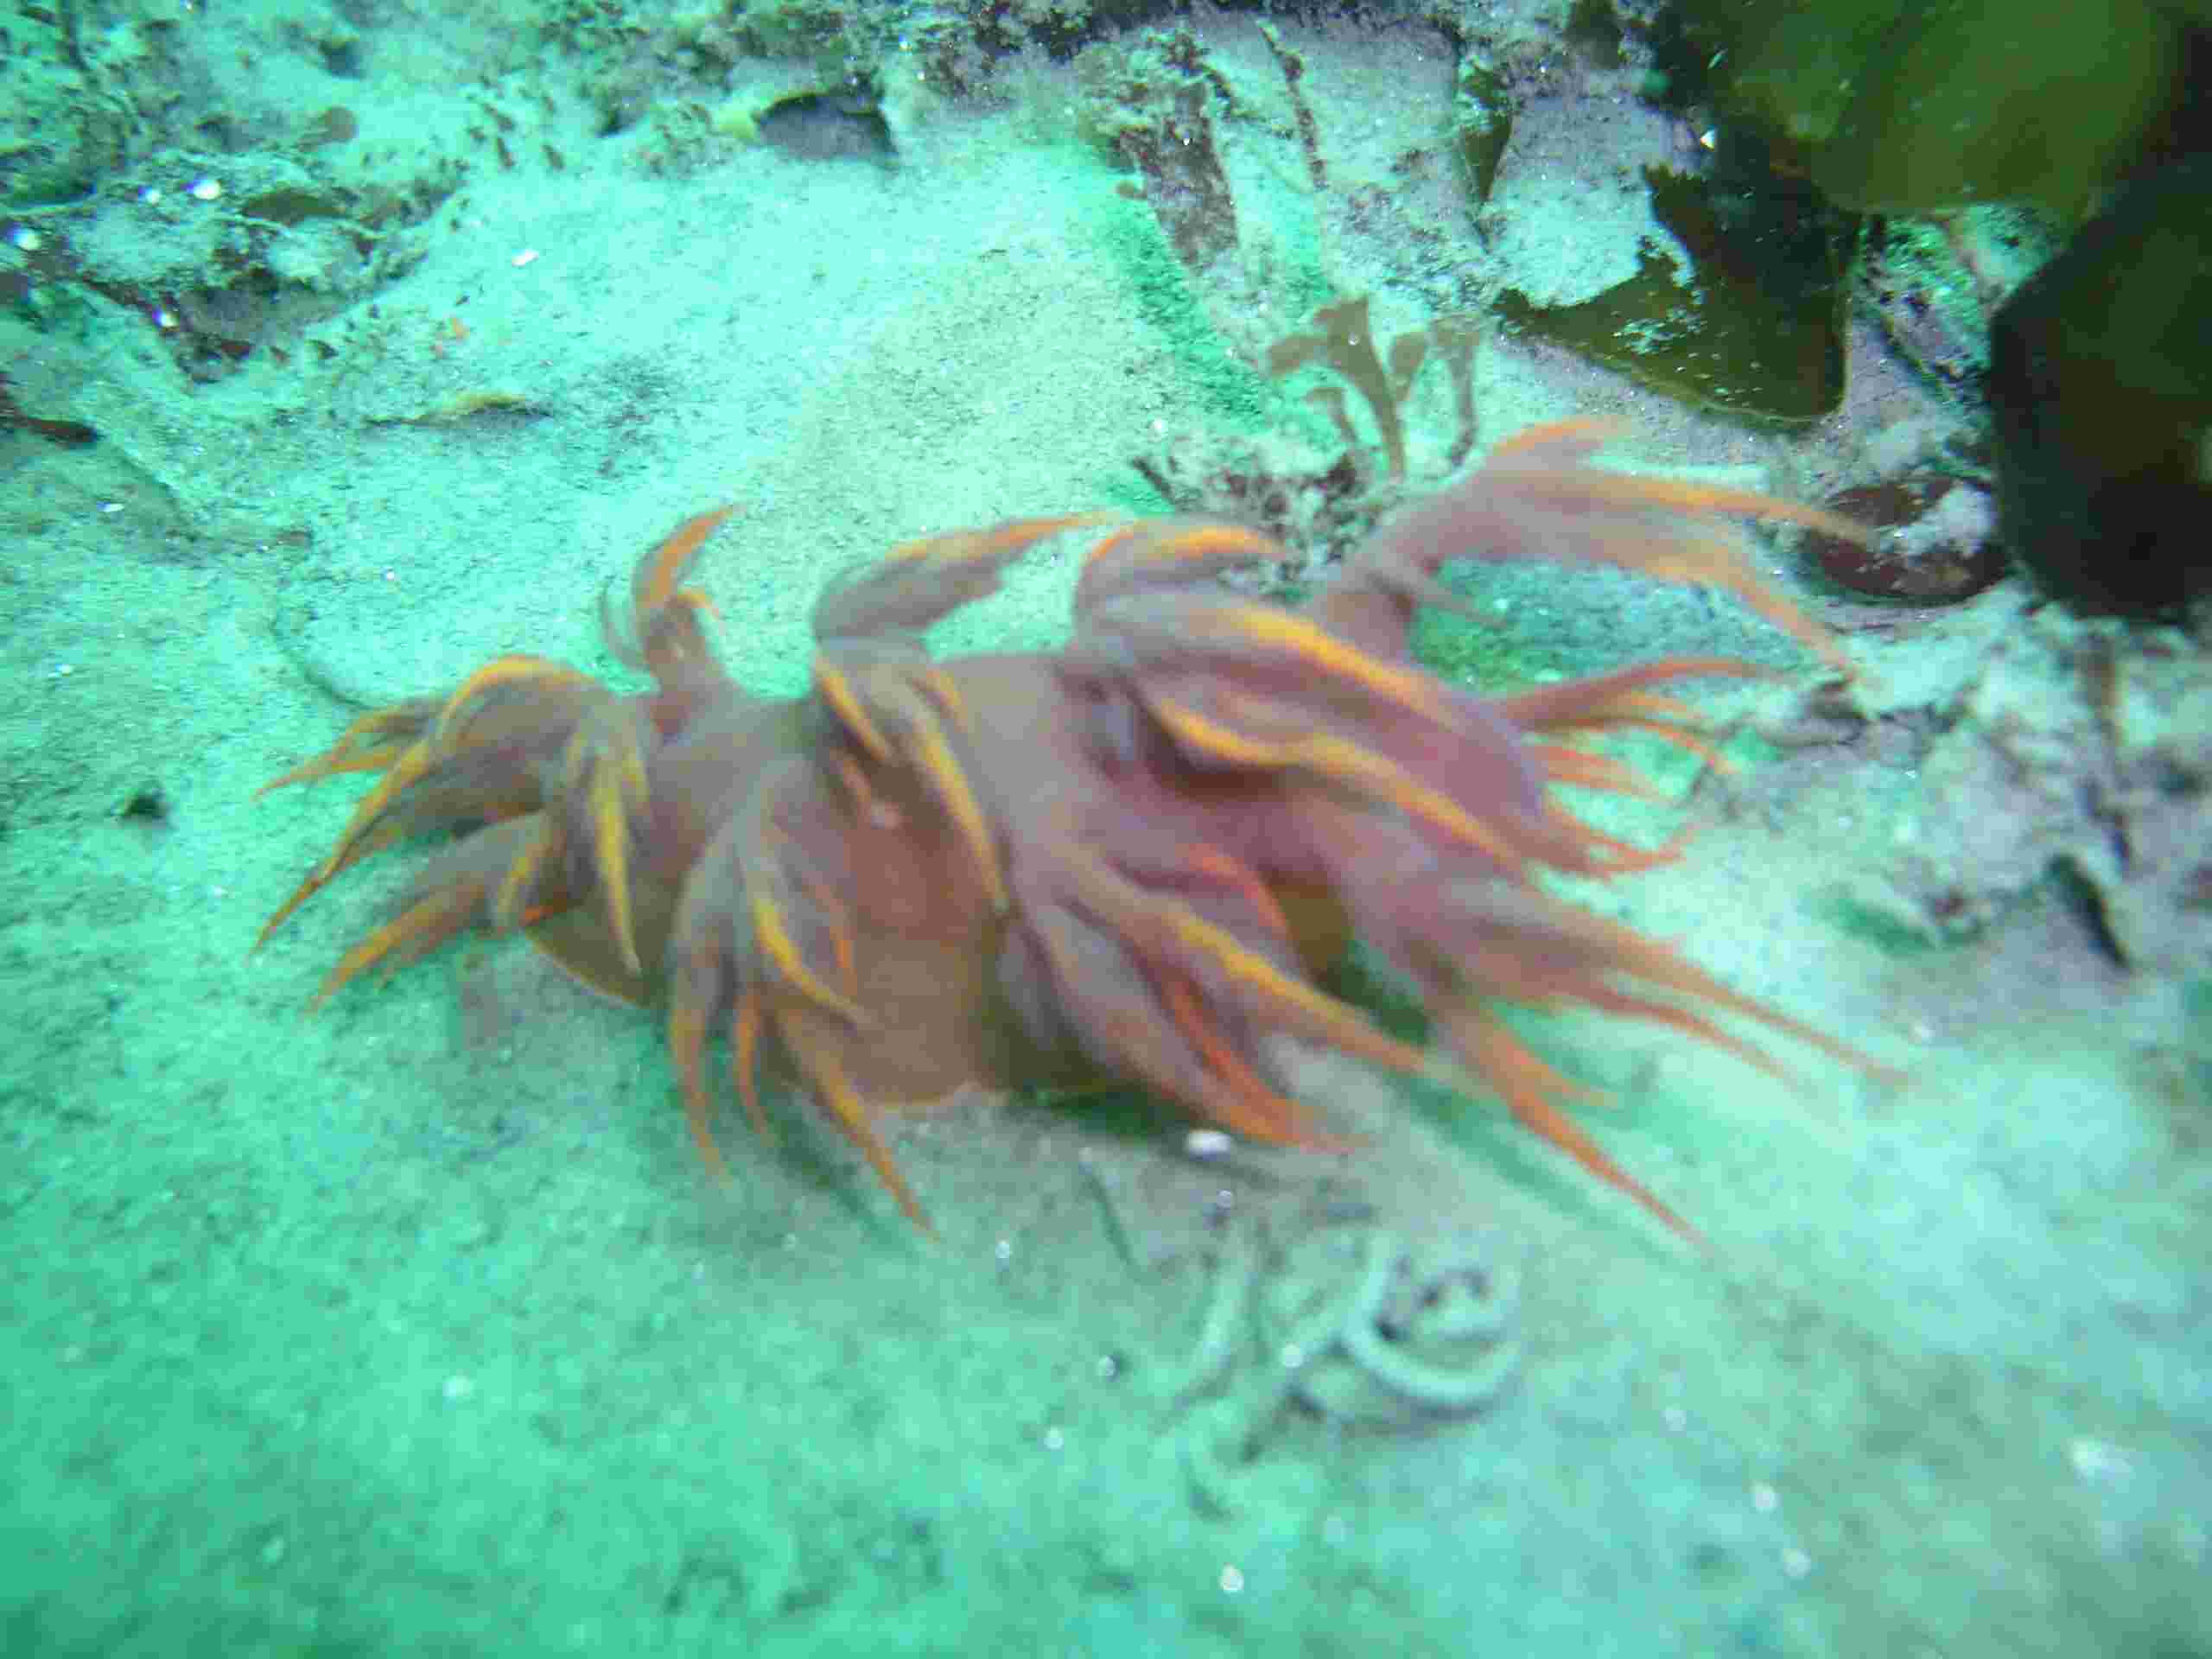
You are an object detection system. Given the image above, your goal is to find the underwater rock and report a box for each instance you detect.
[1077,29,1239,274]
[0,372,96,448]
[1799,594,2212,976]
[1986,157,2212,615]
[1856,210,2060,404]
[751,90,896,163]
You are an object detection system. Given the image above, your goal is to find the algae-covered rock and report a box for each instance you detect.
[1074,29,1240,274]
[0,11,132,207]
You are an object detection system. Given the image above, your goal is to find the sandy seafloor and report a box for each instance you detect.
[3,8,2208,1656]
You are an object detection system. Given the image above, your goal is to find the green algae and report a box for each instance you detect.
[1675,0,2212,218]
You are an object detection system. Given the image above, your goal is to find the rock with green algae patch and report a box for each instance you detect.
[1496,162,1856,425]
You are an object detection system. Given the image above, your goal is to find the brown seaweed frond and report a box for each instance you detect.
[1266,297,1483,479]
